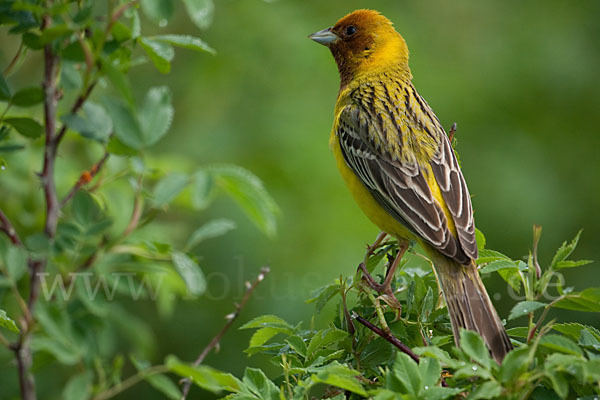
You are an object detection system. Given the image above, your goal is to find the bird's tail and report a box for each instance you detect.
[427,249,512,364]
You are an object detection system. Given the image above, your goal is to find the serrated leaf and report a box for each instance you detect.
[0,309,19,333]
[152,173,189,207]
[286,336,307,358]
[306,329,348,361]
[241,368,280,400]
[305,282,338,313]
[61,102,112,142]
[508,300,546,320]
[185,219,236,249]
[468,381,502,400]
[240,315,293,331]
[479,259,521,274]
[539,334,582,356]
[139,37,174,74]
[140,0,175,22]
[553,288,600,312]
[183,0,214,30]
[12,86,43,106]
[210,165,279,237]
[499,347,530,383]
[248,327,280,349]
[63,371,92,400]
[171,252,206,296]
[72,191,103,226]
[102,96,144,149]
[139,86,173,146]
[391,352,421,395]
[192,170,215,209]
[460,330,491,369]
[311,362,366,396]
[551,230,583,268]
[553,259,593,269]
[419,357,441,388]
[166,355,240,393]
[153,34,215,54]
[4,117,43,138]
[100,59,134,105]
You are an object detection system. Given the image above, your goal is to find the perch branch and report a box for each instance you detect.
[180,267,271,400]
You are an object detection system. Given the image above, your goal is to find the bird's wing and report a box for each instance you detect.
[337,103,477,264]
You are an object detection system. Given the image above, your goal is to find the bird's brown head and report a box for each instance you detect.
[309,10,410,87]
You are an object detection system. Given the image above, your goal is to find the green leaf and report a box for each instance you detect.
[248,327,280,349]
[210,165,279,237]
[477,248,511,264]
[192,170,215,209]
[140,0,175,22]
[30,336,81,365]
[166,355,240,393]
[468,381,502,400]
[131,356,181,399]
[0,144,24,153]
[153,34,215,54]
[460,330,491,369]
[546,371,569,399]
[306,328,348,362]
[412,346,462,369]
[240,315,293,331]
[185,219,236,249]
[286,335,307,358]
[242,368,280,400]
[72,191,102,226]
[63,371,93,400]
[102,96,144,149]
[4,117,43,138]
[475,228,486,251]
[419,357,441,388]
[479,259,521,274]
[171,252,206,296]
[551,230,582,268]
[3,245,27,283]
[139,86,173,146]
[553,288,600,312]
[539,334,582,356]
[0,74,11,100]
[100,59,134,105]
[553,259,593,269]
[0,309,19,333]
[508,300,546,320]
[60,61,82,90]
[311,362,366,397]
[390,352,421,395]
[61,102,112,142]
[305,282,338,313]
[420,386,462,400]
[152,173,189,207]
[12,86,43,107]
[139,37,174,74]
[499,347,530,383]
[183,0,214,29]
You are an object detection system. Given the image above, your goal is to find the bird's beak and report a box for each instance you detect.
[308,28,339,46]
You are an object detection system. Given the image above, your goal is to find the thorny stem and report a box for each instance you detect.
[180,267,271,400]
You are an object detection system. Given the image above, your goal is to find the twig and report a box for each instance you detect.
[180,267,271,400]
[353,312,449,387]
[3,41,24,76]
[352,312,419,362]
[60,151,110,208]
[54,81,97,146]
[106,0,139,34]
[0,208,23,246]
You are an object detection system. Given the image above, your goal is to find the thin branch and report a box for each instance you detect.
[60,151,110,208]
[0,208,23,246]
[54,81,97,146]
[180,267,271,400]
[352,312,419,362]
[106,0,139,35]
[3,41,24,76]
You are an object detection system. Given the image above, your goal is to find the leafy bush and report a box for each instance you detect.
[185,229,599,400]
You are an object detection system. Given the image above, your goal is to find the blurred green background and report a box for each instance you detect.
[1,0,600,398]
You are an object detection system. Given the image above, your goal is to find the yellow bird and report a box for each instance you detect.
[310,9,512,363]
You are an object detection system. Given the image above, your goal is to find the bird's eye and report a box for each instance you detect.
[346,26,357,36]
